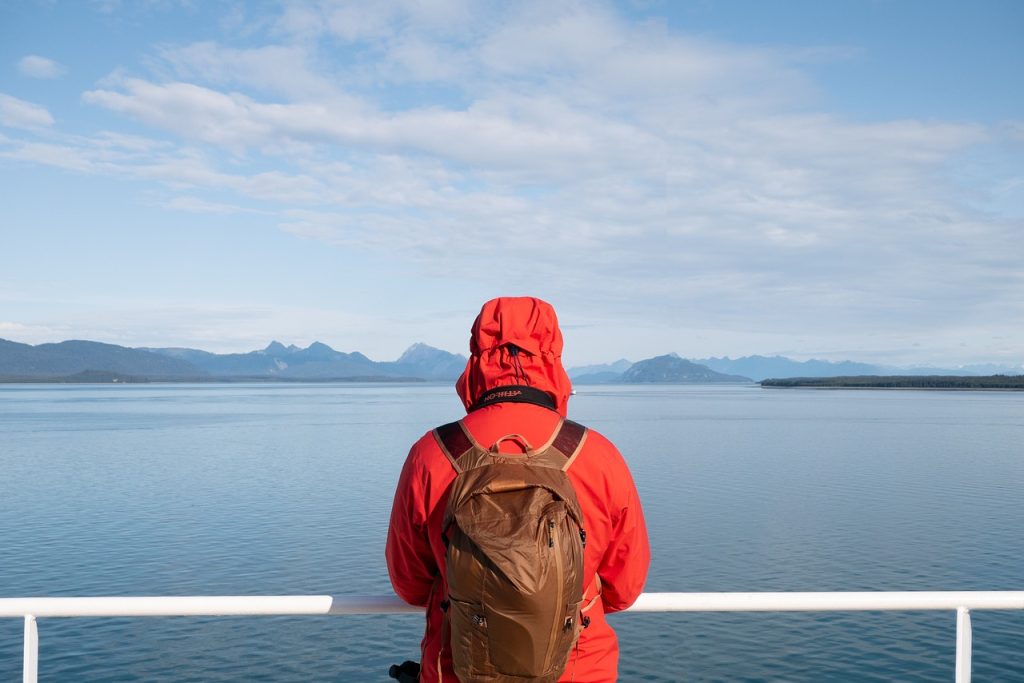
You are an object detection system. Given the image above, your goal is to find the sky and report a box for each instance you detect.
[1,0,1022,368]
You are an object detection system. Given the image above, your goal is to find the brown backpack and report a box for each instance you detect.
[435,418,588,683]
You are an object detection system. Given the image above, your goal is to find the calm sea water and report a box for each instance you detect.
[1,383,1022,682]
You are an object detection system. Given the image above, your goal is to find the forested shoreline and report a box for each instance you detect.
[761,376,1024,390]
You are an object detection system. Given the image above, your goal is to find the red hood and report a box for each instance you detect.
[455,297,573,416]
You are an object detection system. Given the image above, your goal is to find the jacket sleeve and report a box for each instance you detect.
[385,443,437,607]
[596,448,650,613]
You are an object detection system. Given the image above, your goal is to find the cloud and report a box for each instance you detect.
[83,79,272,149]
[163,195,264,214]
[0,93,55,129]
[275,0,478,43]
[154,42,343,99]
[83,77,659,178]
[54,55,1024,326]
[0,321,66,341]
[92,130,173,152]
[17,55,66,79]
[4,1,1021,364]
[0,140,97,171]
[0,126,180,173]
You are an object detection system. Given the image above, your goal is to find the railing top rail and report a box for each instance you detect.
[628,591,1024,612]
[2,591,1023,619]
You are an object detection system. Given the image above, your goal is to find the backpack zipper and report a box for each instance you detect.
[543,516,565,671]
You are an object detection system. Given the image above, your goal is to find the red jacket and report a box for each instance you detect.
[386,298,650,683]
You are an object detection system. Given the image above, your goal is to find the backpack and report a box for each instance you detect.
[435,418,589,683]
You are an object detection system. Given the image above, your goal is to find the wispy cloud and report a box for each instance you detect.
[0,321,67,340]
[162,195,266,214]
[0,93,55,129]
[153,42,342,99]
[17,55,66,79]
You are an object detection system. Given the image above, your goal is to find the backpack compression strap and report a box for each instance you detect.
[551,419,587,470]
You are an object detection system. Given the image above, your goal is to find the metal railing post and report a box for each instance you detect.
[23,614,38,683]
[956,606,972,683]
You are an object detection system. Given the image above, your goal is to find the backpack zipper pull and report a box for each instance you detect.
[548,520,555,547]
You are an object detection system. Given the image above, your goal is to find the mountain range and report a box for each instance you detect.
[571,355,1023,383]
[0,339,467,382]
[0,338,1020,383]
[143,340,467,381]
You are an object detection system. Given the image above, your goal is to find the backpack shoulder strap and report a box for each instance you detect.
[549,419,588,470]
[433,420,474,473]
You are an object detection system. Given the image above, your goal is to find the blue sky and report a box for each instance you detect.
[1,0,1021,367]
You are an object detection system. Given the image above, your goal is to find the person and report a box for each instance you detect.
[386,296,650,683]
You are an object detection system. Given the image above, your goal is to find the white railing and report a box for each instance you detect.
[3,591,1023,683]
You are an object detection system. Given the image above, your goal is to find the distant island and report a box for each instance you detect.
[761,376,1024,390]
[619,354,751,383]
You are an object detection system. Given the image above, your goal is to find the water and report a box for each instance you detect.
[1,383,1022,681]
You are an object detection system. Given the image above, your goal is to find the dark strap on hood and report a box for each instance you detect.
[469,385,557,412]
